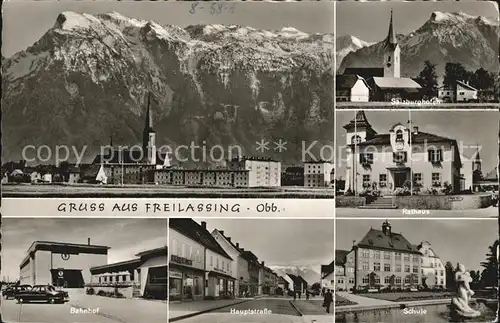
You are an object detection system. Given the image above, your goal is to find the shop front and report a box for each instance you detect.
[169,258,205,301]
[206,271,235,299]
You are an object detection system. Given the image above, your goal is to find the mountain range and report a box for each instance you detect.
[338,11,499,80]
[2,11,334,165]
[269,265,322,285]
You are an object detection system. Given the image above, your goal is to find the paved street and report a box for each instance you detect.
[336,206,497,218]
[2,294,167,323]
[175,297,333,323]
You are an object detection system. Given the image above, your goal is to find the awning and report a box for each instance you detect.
[208,271,236,280]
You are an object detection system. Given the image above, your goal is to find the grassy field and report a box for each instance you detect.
[360,291,453,302]
[336,102,499,109]
[335,294,358,306]
[2,183,336,198]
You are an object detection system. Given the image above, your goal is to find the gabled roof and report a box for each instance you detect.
[343,68,384,79]
[371,77,421,90]
[357,228,421,254]
[336,74,370,91]
[456,80,477,91]
[81,164,102,179]
[169,219,232,260]
[215,230,245,256]
[335,250,350,266]
[241,250,259,263]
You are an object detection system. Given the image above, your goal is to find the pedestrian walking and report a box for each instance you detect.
[293,290,297,301]
[323,289,333,314]
[306,289,310,300]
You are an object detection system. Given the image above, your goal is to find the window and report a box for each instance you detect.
[459,92,465,95]
[395,253,401,260]
[404,265,410,273]
[396,277,402,285]
[384,276,391,284]
[384,263,391,272]
[412,256,419,263]
[405,276,411,284]
[384,252,391,260]
[363,175,371,188]
[413,173,423,184]
[432,173,442,186]
[379,174,387,187]
[349,278,355,284]
[388,56,391,63]
[374,251,380,259]
[148,266,167,284]
[362,276,369,284]
[413,267,418,273]
[374,276,380,284]
[393,152,407,163]
[362,261,369,271]
[210,255,213,266]
[395,264,401,272]
[404,254,410,261]
[362,250,370,258]
[351,135,362,144]
[374,262,381,271]
[428,149,443,163]
[395,129,403,141]
[360,153,374,165]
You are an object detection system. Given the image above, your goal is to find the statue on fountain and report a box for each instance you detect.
[450,263,481,319]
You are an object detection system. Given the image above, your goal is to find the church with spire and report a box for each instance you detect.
[339,10,423,102]
[91,92,170,184]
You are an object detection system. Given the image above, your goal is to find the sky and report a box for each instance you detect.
[193,218,334,268]
[1,218,167,281]
[336,219,497,272]
[336,1,499,42]
[2,1,334,57]
[335,110,500,179]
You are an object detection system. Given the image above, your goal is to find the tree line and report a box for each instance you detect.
[415,61,499,101]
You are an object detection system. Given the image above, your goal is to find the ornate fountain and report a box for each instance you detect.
[449,263,482,321]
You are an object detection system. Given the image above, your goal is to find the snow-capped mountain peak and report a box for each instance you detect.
[336,34,373,67]
[429,11,496,26]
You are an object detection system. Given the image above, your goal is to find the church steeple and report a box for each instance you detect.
[383,9,400,78]
[142,92,156,165]
[384,9,398,50]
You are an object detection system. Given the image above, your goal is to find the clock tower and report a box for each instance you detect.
[383,9,400,78]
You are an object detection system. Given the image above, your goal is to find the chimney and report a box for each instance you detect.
[227,237,231,242]
[236,243,240,248]
[413,126,418,134]
[201,221,206,229]
[241,248,245,251]
[88,238,91,245]
[261,261,265,266]
[220,230,224,236]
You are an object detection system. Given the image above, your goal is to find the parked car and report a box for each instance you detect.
[15,285,68,304]
[3,284,32,299]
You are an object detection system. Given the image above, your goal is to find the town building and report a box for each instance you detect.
[417,241,446,288]
[90,246,167,299]
[336,74,370,102]
[20,240,108,287]
[169,219,235,300]
[169,220,206,301]
[260,263,277,295]
[227,156,281,187]
[241,250,261,296]
[334,250,355,292]
[304,161,334,187]
[277,276,290,292]
[211,230,250,297]
[438,81,478,103]
[344,111,464,194]
[350,221,422,291]
[151,169,249,187]
[287,274,308,294]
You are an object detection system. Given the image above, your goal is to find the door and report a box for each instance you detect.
[394,172,407,188]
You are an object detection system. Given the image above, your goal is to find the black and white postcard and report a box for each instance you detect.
[336,1,499,109]
[1,218,167,323]
[335,219,498,323]
[169,218,334,323]
[1,1,334,199]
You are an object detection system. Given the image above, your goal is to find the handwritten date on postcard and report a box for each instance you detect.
[189,3,236,16]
